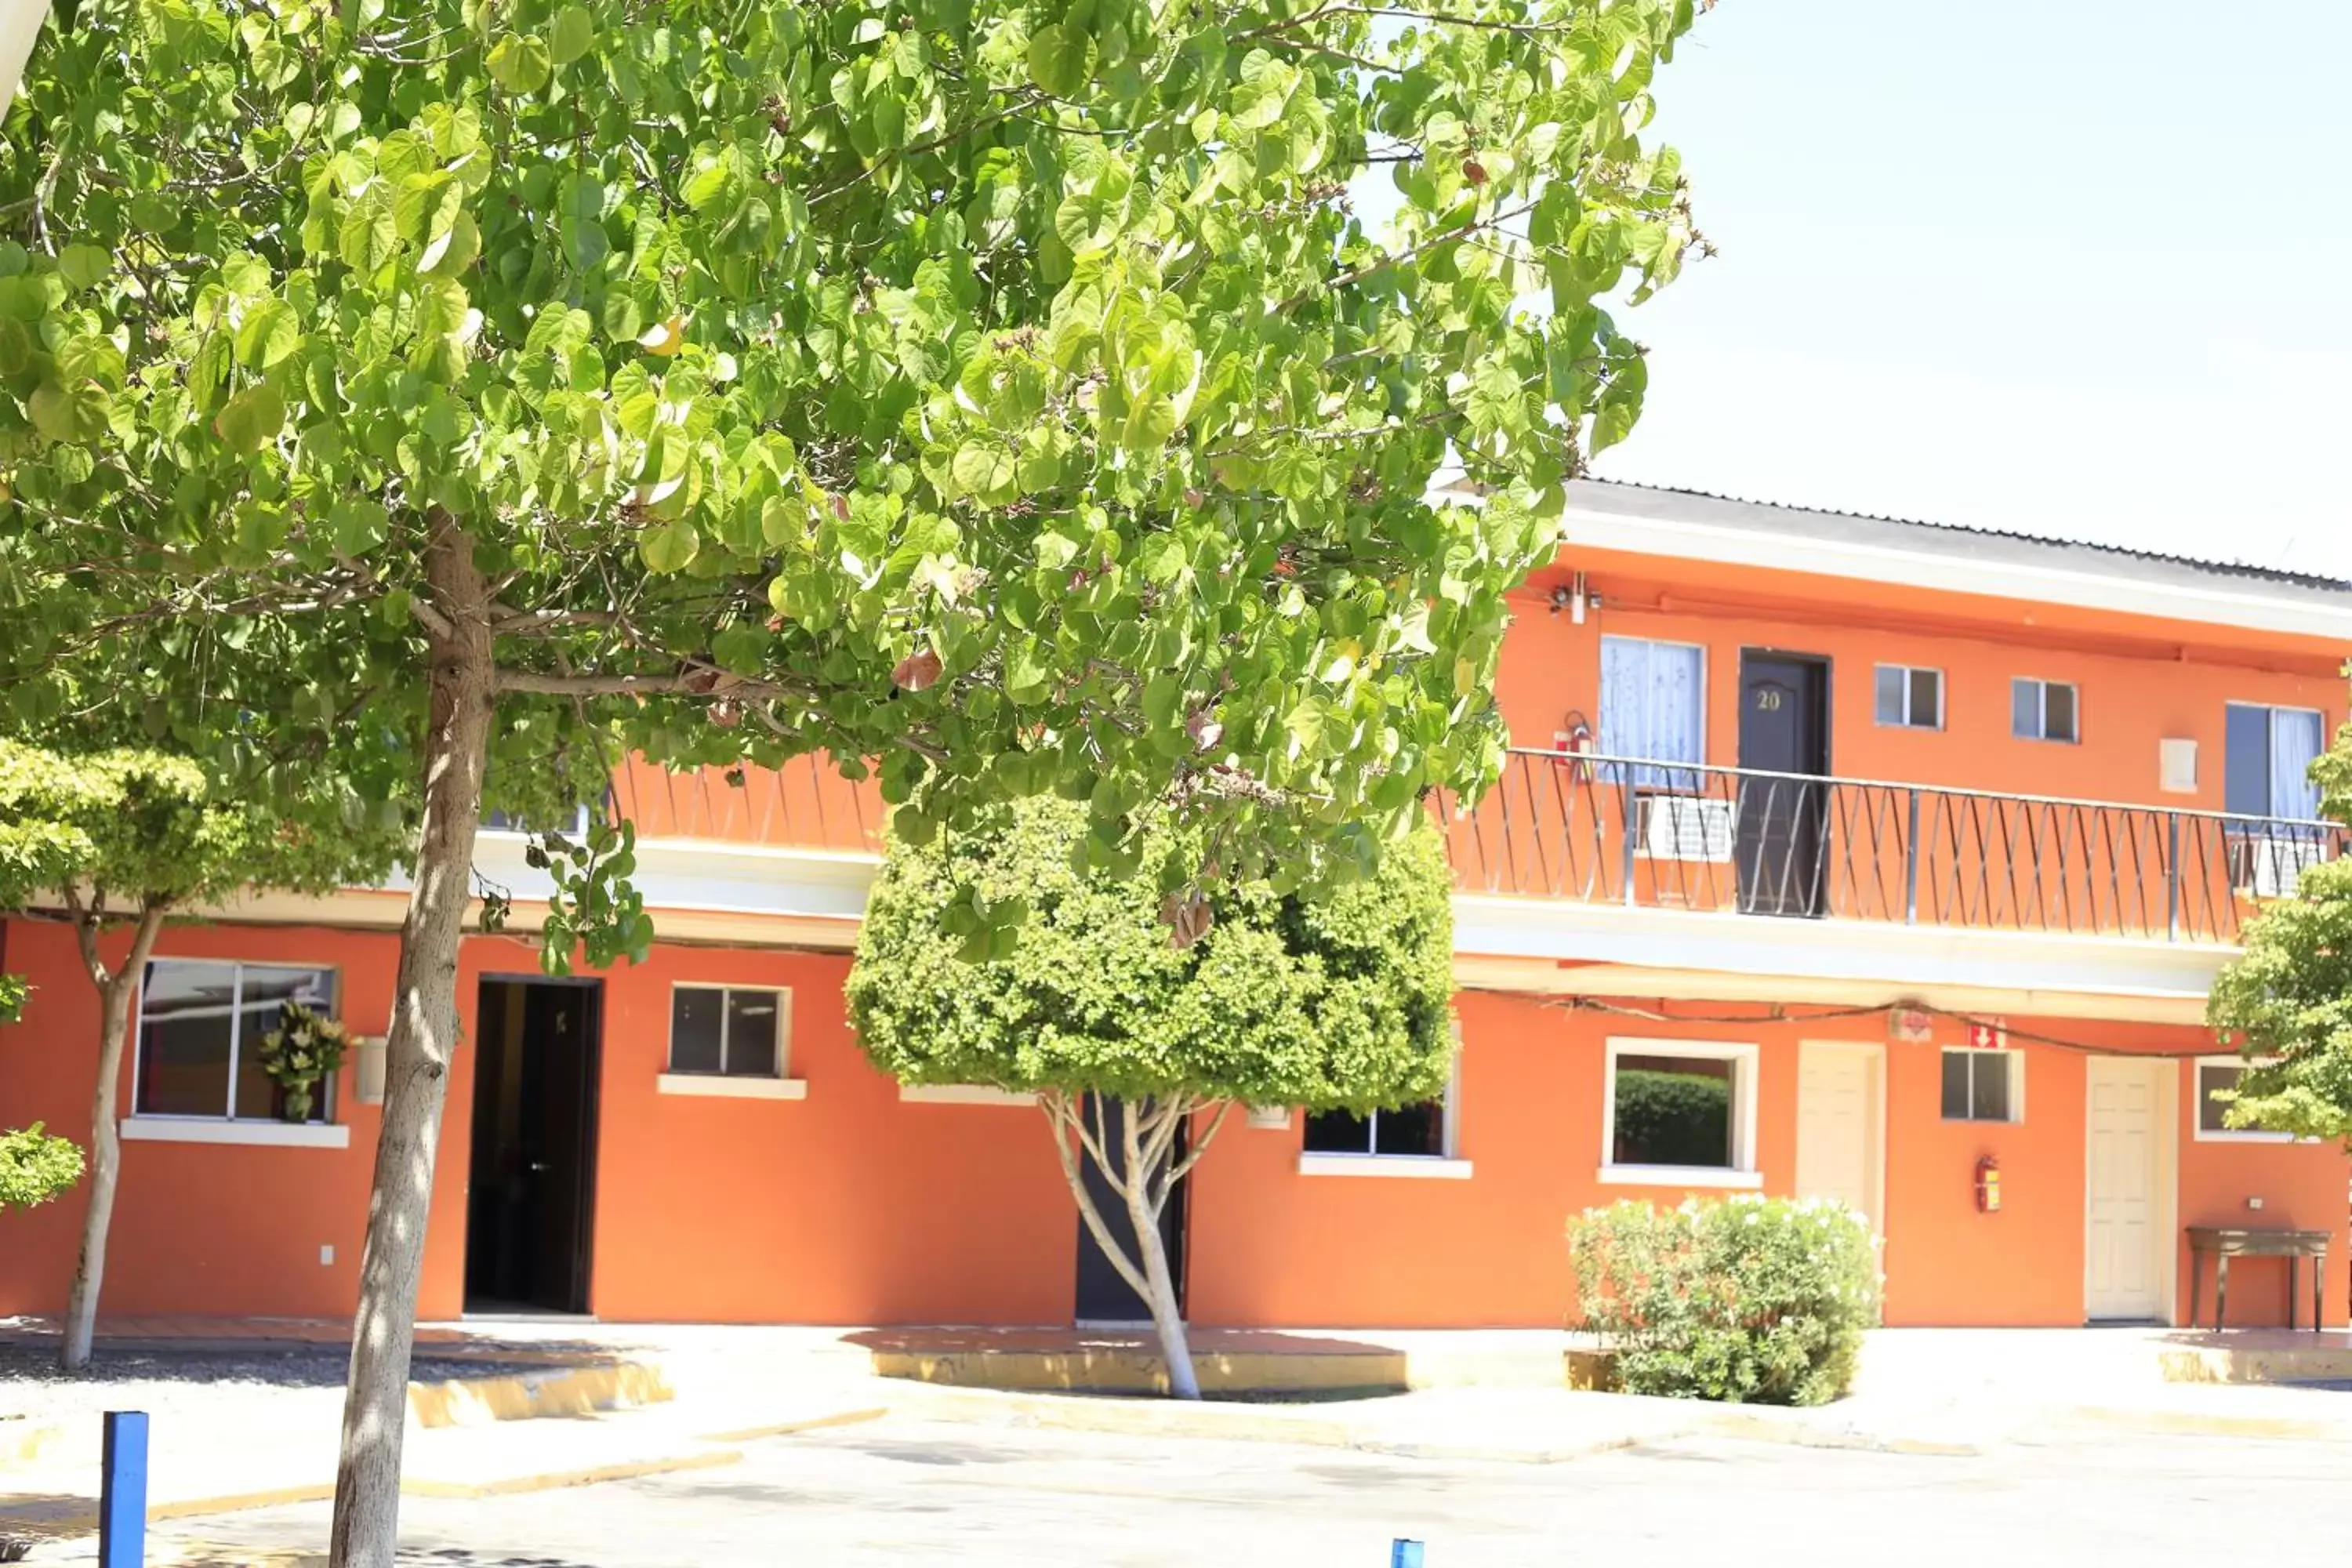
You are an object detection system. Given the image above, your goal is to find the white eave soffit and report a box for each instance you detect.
[1555,504,2352,643]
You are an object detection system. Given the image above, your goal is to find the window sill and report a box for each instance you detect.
[2193,1129,2298,1145]
[1596,1163,1762,1190]
[121,1118,350,1149]
[656,1073,808,1101]
[1298,1153,1474,1180]
[898,1084,1037,1106]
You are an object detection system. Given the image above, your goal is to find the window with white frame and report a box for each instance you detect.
[1599,635,1705,789]
[2194,1056,2291,1142]
[1302,1035,1461,1163]
[1302,1099,1449,1159]
[2225,703,2325,822]
[1875,665,1944,730]
[667,985,788,1078]
[1601,1039,1759,1185]
[135,960,339,1122]
[1940,1047,2021,1123]
[2011,677,2079,743]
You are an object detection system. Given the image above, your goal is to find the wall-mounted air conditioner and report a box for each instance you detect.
[2247,835,2329,898]
[1639,796,1736,863]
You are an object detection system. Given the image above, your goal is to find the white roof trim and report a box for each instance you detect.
[1558,503,2352,641]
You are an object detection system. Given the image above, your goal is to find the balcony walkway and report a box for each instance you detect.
[608,749,2343,951]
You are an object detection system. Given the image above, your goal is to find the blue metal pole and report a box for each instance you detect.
[1391,1541,1425,1568]
[100,1410,148,1568]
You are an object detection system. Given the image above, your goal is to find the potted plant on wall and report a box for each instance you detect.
[256,1002,352,1123]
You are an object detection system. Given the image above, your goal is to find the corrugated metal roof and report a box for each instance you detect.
[1570,478,2352,599]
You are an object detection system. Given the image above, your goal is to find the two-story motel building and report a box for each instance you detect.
[4,482,2348,1331]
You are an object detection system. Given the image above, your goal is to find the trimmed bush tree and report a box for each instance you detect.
[0,1123,82,1212]
[2209,721,2352,1138]
[848,797,1456,1398]
[0,742,400,1370]
[1566,1196,1881,1406]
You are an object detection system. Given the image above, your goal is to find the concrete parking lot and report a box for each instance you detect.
[139,1413,2352,1568]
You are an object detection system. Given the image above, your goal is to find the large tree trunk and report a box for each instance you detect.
[58,900,168,1372]
[1040,1093,1233,1401]
[329,517,494,1568]
[1118,1101,1200,1400]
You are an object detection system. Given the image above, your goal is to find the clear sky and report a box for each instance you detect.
[1577,1,2352,578]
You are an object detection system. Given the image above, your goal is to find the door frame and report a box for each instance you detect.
[466,973,605,1318]
[1073,1095,1189,1328]
[1735,649,1835,917]
[1795,1039,1886,1232]
[1737,648,1835,776]
[2082,1054,2178,1326]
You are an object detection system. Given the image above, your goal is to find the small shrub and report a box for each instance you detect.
[1566,1195,1881,1406]
[0,1122,83,1212]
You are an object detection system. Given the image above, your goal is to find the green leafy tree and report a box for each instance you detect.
[0,1122,82,1210]
[0,741,398,1369]
[0,955,63,1207]
[0,0,1705,1550]
[849,798,1455,1397]
[2208,730,2352,1139]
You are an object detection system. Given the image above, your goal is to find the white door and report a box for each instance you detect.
[2085,1058,2166,1321]
[1797,1043,1881,1229]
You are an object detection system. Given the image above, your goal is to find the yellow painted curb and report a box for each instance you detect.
[2055,1403,2351,1443]
[401,1446,744,1499]
[871,1347,1406,1396]
[2159,1345,2352,1385]
[0,1419,64,1465]
[407,1361,675,1428]
[897,1382,1365,1447]
[695,1404,889,1443]
[0,1483,335,1540]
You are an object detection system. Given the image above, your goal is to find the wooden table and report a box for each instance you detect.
[2187,1227,2329,1331]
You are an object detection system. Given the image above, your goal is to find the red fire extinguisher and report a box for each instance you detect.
[1553,711,1596,784]
[1974,1155,2001,1214]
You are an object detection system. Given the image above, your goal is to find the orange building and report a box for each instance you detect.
[5,481,2350,1332]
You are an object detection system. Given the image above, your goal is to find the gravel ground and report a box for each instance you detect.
[0,1344,543,1428]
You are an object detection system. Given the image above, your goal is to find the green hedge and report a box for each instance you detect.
[0,1123,83,1212]
[1610,1068,1731,1167]
[1566,1196,1881,1406]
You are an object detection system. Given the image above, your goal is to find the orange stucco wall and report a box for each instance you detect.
[0,920,1075,1325]
[0,920,405,1319]
[586,944,1073,1324]
[2,919,2344,1330]
[1493,571,2343,811]
[1189,1000,2349,1330]
[621,556,2347,862]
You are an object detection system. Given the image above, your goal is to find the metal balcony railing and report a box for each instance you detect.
[604,747,2343,946]
[1432,748,2347,946]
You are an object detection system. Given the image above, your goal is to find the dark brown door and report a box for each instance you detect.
[465,978,601,1314]
[1737,653,1831,917]
[1073,1097,1187,1324]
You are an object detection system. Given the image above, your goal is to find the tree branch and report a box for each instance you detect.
[486,607,626,634]
[810,91,1047,205]
[406,590,456,644]
[1163,1101,1234,1190]
[1039,1091,1158,1308]
[1280,199,1537,311]
[60,887,107,990]
[1138,1096,1190,1199]
[492,671,710,697]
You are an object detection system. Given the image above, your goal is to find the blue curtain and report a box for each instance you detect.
[1600,637,1704,789]
[2270,708,2324,821]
